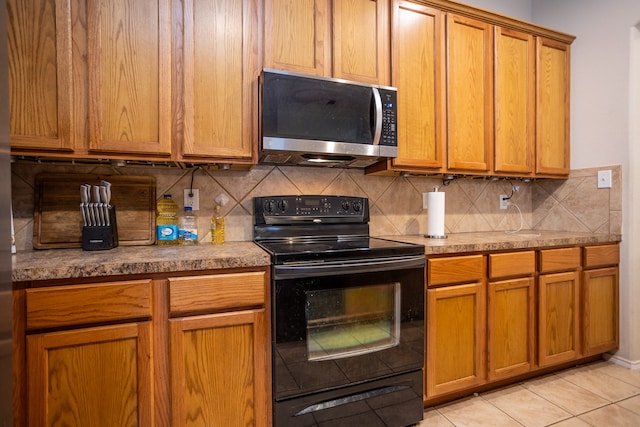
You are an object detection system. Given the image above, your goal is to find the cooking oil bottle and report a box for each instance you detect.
[156,194,178,245]
[211,205,224,244]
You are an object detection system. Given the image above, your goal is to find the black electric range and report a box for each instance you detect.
[253,195,425,264]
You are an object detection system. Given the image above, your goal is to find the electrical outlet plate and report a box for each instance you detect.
[597,170,612,189]
[500,194,509,210]
[184,189,200,210]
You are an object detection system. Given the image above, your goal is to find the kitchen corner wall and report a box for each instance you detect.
[10,162,621,251]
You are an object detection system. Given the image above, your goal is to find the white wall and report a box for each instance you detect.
[457,0,532,21]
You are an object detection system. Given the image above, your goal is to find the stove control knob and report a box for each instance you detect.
[264,200,275,213]
[341,201,350,211]
[277,199,288,212]
[352,201,362,212]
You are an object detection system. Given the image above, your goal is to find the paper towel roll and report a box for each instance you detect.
[426,190,446,238]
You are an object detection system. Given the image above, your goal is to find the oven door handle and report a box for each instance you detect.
[274,255,425,279]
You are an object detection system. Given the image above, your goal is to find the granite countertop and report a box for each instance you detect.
[11,242,271,283]
[385,230,622,255]
[12,231,621,283]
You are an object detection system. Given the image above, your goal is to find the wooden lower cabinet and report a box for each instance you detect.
[16,269,271,427]
[582,244,620,356]
[169,309,267,427]
[488,277,535,380]
[582,267,618,355]
[426,244,619,404]
[538,270,581,367]
[426,282,486,397]
[27,322,153,426]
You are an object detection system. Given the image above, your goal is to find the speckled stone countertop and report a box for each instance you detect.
[384,230,621,255]
[12,242,271,283]
[12,231,621,283]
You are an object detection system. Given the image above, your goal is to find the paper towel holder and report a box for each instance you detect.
[424,186,447,239]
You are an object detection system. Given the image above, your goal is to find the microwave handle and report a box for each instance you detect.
[372,87,383,146]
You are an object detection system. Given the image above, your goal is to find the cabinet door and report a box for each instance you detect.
[27,322,153,426]
[264,0,331,76]
[426,282,486,397]
[446,14,493,173]
[488,277,534,381]
[582,267,619,355]
[390,1,445,171]
[538,270,580,367]
[180,0,259,160]
[87,0,171,155]
[333,0,390,85]
[170,309,268,427]
[7,0,73,152]
[494,27,534,175]
[536,37,570,176]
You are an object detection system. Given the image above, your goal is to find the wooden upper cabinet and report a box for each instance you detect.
[87,0,172,156]
[7,0,73,152]
[536,37,571,176]
[494,27,534,175]
[446,14,493,173]
[333,0,390,85]
[264,0,390,85]
[390,1,445,171]
[264,0,331,76]
[179,0,259,160]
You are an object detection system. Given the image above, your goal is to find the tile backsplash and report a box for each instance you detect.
[10,162,621,251]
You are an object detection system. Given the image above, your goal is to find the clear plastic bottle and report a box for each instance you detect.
[156,194,179,245]
[179,206,199,245]
[211,205,224,244]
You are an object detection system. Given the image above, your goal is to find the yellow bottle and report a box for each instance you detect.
[156,194,179,245]
[211,205,225,244]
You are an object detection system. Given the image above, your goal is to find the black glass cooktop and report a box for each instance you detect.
[255,236,424,265]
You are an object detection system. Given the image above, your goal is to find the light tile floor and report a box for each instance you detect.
[420,360,640,426]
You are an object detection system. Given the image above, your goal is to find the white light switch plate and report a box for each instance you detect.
[597,170,612,189]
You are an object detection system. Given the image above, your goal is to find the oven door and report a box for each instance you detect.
[272,255,425,401]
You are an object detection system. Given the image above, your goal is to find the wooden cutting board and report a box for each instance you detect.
[34,174,156,249]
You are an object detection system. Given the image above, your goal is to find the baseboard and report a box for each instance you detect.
[604,353,640,370]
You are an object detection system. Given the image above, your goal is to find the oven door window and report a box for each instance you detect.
[306,283,400,361]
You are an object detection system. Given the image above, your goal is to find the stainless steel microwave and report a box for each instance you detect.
[259,69,398,168]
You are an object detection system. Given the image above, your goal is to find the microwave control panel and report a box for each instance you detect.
[379,89,397,147]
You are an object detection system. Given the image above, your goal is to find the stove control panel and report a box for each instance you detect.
[254,195,369,224]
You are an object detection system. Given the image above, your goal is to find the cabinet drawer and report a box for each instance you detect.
[539,247,581,273]
[26,280,152,330]
[488,251,535,279]
[584,244,620,268]
[169,271,266,315]
[428,255,484,286]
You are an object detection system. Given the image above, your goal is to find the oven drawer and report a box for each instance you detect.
[169,272,266,315]
[428,255,484,286]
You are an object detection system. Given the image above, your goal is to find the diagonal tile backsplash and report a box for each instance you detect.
[10,161,621,251]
